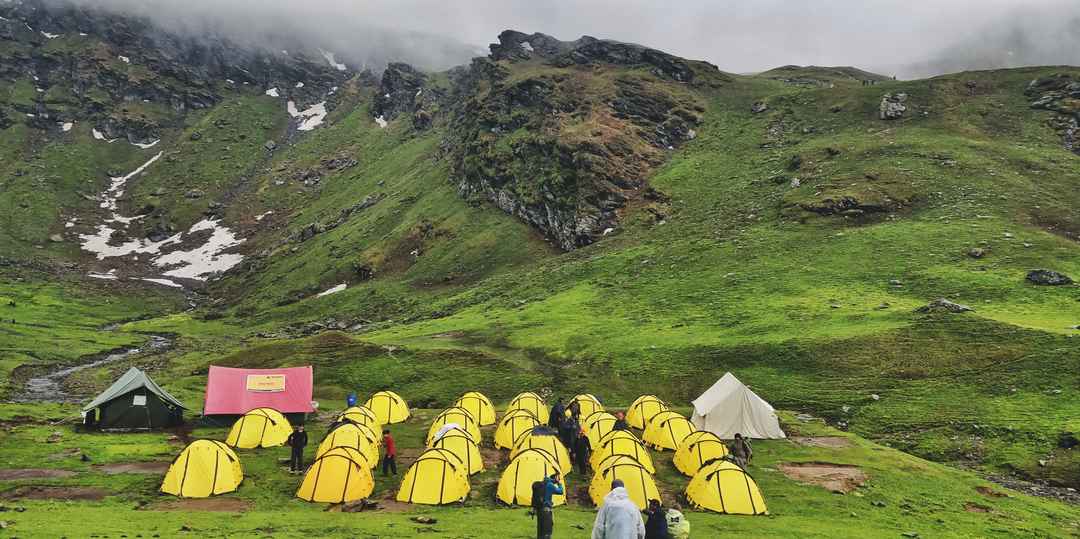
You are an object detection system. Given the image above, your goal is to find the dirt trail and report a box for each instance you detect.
[93,462,170,475]
[150,498,251,512]
[0,486,107,500]
[0,469,77,480]
[778,462,868,493]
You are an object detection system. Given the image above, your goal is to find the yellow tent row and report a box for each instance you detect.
[364,391,410,424]
[397,448,470,505]
[497,447,566,507]
[225,407,293,449]
[296,446,375,503]
[161,440,243,498]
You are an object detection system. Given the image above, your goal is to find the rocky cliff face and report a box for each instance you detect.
[0,0,348,143]
[1026,74,1080,155]
[434,31,721,250]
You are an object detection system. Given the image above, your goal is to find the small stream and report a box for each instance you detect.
[20,335,171,402]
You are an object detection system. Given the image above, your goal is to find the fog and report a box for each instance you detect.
[49,0,1080,77]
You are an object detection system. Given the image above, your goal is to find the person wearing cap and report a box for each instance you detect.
[613,412,629,431]
[591,479,645,539]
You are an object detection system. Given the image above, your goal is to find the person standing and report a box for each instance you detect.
[591,479,645,539]
[382,428,397,476]
[286,424,308,473]
[559,413,577,457]
[730,433,753,469]
[664,503,690,539]
[568,399,582,422]
[643,499,668,539]
[536,472,563,539]
[549,398,565,429]
[573,429,592,476]
[612,412,629,432]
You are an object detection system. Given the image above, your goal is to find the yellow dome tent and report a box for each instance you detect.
[364,391,410,424]
[511,427,572,475]
[506,392,548,424]
[224,407,293,449]
[296,446,374,503]
[582,411,616,433]
[426,407,481,444]
[454,392,496,426]
[593,454,649,476]
[161,440,243,498]
[686,460,768,515]
[588,460,659,510]
[626,395,668,430]
[643,411,697,451]
[590,432,655,473]
[316,422,379,467]
[396,448,470,505]
[571,394,603,418]
[431,429,484,475]
[585,414,619,447]
[673,432,729,476]
[496,448,566,507]
[337,405,381,431]
[494,409,541,449]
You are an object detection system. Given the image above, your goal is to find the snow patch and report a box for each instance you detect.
[416,88,422,97]
[154,219,245,280]
[79,32,88,37]
[225,79,235,84]
[520,41,534,53]
[319,49,348,71]
[375,115,388,128]
[40,31,60,39]
[25,113,35,118]
[287,101,327,131]
[92,128,118,143]
[140,278,183,289]
[88,271,118,281]
[255,211,273,221]
[295,82,304,88]
[118,55,130,64]
[132,139,160,149]
[265,87,280,97]
[317,283,347,297]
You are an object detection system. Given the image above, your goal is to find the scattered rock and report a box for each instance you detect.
[46,431,62,443]
[1026,269,1073,286]
[879,93,908,120]
[751,101,768,114]
[189,132,202,141]
[778,462,868,493]
[184,189,205,199]
[916,299,973,313]
[48,234,63,243]
[1057,432,1079,449]
[1038,459,1048,467]
[870,394,880,401]
[263,140,277,152]
[410,516,437,524]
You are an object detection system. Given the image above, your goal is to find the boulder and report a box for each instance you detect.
[751,101,768,114]
[263,140,277,152]
[967,247,988,259]
[1026,269,1073,286]
[915,299,974,313]
[879,93,908,120]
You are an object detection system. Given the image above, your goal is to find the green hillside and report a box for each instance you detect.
[1,4,1079,535]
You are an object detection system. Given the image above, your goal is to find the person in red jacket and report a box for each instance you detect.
[382,428,397,476]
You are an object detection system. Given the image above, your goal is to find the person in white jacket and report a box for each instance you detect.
[592,480,646,539]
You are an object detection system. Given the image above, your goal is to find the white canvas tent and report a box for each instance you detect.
[690,373,785,439]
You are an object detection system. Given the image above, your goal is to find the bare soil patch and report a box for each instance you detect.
[976,485,1007,498]
[790,436,852,449]
[480,448,505,469]
[1,485,106,501]
[93,462,170,475]
[964,501,991,513]
[0,468,77,480]
[778,462,868,493]
[150,498,251,512]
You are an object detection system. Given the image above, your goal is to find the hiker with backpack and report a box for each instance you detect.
[730,432,753,468]
[532,472,564,539]
[643,499,668,539]
[286,424,308,473]
[549,398,565,429]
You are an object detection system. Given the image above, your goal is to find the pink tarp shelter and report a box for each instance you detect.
[203,365,315,415]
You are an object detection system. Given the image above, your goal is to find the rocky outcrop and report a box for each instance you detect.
[1026,74,1080,154]
[916,299,974,313]
[879,93,908,120]
[290,194,385,243]
[1026,269,1073,286]
[444,33,713,250]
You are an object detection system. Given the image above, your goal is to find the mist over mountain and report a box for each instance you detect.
[41,0,1080,78]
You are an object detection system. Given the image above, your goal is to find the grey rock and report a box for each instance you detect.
[916,298,974,313]
[751,101,768,114]
[1026,269,1073,286]
[967,247,988,259]
[189,131,202,141]
[48,234,63,243]
[263,140,277,152]
[184,189,205,199]
[879,93,908,120]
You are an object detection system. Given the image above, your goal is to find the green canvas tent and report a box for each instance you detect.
[82,367,186,430]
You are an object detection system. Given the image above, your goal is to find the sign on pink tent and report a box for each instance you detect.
[203,365,315,415]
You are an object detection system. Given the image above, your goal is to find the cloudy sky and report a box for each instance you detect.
[57,0,1080,77]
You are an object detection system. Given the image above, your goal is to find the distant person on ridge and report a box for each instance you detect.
[549,398,565,429]
[535,471,563,539]
[591,479,645,539]
[644,499,668,539]
[286,424,308,473]
[573,429,592,475]
[730,432,753,468]
[382,428,397,476]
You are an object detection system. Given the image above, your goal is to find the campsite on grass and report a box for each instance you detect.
[1,365,1077,537]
